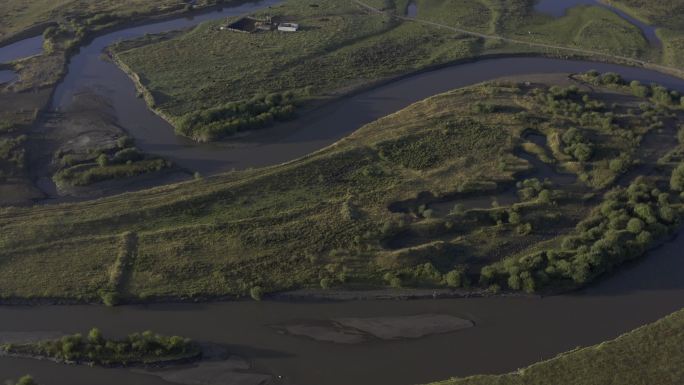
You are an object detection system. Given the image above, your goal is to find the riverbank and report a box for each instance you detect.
[110,0,681,146]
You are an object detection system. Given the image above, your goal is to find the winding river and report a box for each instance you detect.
[1,1,684,385]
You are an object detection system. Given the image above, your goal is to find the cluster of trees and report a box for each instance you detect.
[561,127,593,162]
[2,329,199,366]
[532,85,612,130]
[382,262,471,289]
[585,70,683,108]
[630,80,682,106]
[176,92,298,142]
[0,135,27,177]
[55,158,168,186]
[481,176,680,293]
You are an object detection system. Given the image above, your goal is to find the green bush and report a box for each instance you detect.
[176,92,298,142]
[626,217,645,233]
[250,286,264,301]
[1,329,198,366]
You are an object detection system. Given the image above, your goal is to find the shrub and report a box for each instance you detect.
[383,272,402,288]
[250,286,264,301]
[450,203,465,216]
[626,217,645,233]
[670,164,684,191]
[445,269,468,288]
[320,278,331,289]
[630,80,649,98]
[100,291,119,307]
[16,376,37,385]
[112,148,143,164]
[96,154,109,167]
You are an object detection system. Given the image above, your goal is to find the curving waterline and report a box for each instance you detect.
[1,2,684,385]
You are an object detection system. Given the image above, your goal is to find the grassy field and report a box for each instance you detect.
[111,0,664,142]
[603,0,684,68]
[429,307,684,385]
[1,73,683,302]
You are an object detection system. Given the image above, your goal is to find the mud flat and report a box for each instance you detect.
[277,314,474,344]
[141,356,272,385]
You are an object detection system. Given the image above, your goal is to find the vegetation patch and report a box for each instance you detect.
[0,328,201,367]
[53,135,169,187]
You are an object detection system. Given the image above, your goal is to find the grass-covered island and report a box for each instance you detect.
[110,0,678,142]
[0,329,201,367]
[1,71,684,303]
[429,307,684,385]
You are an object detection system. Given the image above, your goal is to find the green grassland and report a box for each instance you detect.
[1,73,683,302]
[603,0,684,68]
[429,307,684,385]
[111,0,662,142]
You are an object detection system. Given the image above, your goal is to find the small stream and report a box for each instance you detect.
[534,0,660,46]
[406,1,418,18]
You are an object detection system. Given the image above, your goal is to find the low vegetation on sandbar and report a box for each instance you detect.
[428,307,684,385]
[0,328,200,367]
[110,0,661,142]
[1,72,683,302]
[53,135,170,188]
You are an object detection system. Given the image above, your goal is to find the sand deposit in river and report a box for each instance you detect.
[277,314,474,344]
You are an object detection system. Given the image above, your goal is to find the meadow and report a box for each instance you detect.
[1,73,683,302]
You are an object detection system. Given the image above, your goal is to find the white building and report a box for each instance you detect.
[278,23,299,32]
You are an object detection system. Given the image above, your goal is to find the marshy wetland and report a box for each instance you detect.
[2,0,684,385]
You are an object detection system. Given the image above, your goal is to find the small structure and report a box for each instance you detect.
[277,23,299,32]
[220,16,299,33]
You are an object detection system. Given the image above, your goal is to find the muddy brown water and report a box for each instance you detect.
[407,1,418,18]
[1,1,684,385]
[534,0,660,46]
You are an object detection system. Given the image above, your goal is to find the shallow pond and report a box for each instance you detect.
[534,0,660,46]
[0,35,43,63]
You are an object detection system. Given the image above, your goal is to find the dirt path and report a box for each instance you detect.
[352,0,683,77]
